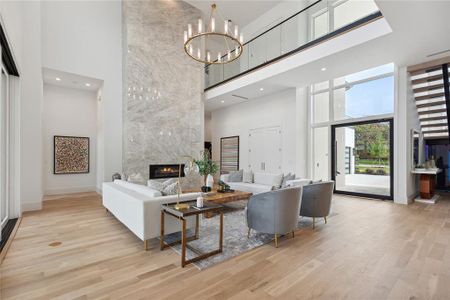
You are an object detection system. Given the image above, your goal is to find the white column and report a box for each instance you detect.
[295,86,308,178]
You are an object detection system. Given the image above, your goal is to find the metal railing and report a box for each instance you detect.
[204,0,382,90]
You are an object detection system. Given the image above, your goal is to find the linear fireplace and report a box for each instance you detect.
[149,164,185,179]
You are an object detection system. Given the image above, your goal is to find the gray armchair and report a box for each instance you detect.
[246,187,302,247]
[300,181,334,229]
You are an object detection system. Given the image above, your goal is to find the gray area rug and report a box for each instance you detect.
[162,201,328,270]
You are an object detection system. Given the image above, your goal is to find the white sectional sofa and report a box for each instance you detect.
[102,180,201,250]
[220,172,311,194]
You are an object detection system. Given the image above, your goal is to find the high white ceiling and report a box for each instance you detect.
[204,0,450,111]
[42,68,103,92]
[185,0,281,28]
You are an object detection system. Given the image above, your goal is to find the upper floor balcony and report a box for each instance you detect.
[204,0,382,91]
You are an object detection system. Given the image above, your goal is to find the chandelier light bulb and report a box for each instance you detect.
[234,25,238,38]
[239,33,244,43]
[235,45,239,57]
[218,52,222,62]
[224,20,228,34]
[184,31,187,43]
[211,17,215,32]
[197,48,201,59]
[188,23,192,37]
[189,44,193,55]
[227,51,231,61]
[198,18,203,33]
[207,51,211,62]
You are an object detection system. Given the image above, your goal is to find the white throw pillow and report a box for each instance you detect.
[147,178,177,192]
[243,170,253,183]
[282,173,295,187]
[228,170,243,182]
[272,173,284,189]
[163,182,179,196]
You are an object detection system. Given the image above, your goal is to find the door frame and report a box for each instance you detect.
[331,118,394,200]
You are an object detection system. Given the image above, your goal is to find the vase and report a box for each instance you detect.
[206,174,214,188]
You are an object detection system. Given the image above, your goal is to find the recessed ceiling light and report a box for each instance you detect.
[321,67,327,71]
[259,88,264,91]
[85,83,91,87]
[221,100,225,103]
[55,77,61,81]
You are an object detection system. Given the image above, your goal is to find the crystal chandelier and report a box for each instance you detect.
[183,3,244,64]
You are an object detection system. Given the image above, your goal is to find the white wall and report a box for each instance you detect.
[395,66,420,204]
[41,1,123,192]
[211,89,299,175]
[0,1,122,212]
[42,84,97,195]
[18,2,44,212]
[205,112,212,142]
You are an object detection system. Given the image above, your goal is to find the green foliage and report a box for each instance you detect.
[194,150,219,176]
[354,123,389,161]
[369,134,389,164]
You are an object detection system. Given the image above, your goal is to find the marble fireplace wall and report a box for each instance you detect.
[122,0,204,188]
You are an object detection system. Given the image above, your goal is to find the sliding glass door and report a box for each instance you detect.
[1,65,9,229]
[332,119,393,200]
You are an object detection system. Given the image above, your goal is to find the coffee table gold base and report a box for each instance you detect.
[160,210,223,268]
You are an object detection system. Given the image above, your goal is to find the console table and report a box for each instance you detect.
[160,201,223,268]
[411,168,441,204]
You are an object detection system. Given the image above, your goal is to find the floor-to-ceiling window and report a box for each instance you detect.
[310,63,394,199]
[1,64,9,229]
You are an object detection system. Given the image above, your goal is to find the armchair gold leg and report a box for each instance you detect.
[274,234,278,248]
[312,217,315,229]
[292,230,295,238]
[144,240,150,251]
[247,228,251,239]
[324,216,327,224]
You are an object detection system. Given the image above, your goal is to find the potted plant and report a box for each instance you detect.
[195,150,219,192]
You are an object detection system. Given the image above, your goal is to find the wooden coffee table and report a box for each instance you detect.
[203,190,253,217]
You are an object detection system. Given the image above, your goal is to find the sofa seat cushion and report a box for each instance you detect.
[114,180,162,197]
[227,182,272,194]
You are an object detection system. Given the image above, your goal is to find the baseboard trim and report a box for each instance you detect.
[44,185,97,196]
[21,202,42,212]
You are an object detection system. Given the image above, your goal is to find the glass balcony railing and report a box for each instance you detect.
[205,0,382,90]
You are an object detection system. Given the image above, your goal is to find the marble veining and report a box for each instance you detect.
[122,0,204,188]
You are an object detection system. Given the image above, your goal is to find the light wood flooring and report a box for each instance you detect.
[1,192,450,299]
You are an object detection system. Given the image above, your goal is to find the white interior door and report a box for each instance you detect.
[263,127,282,173]
[249,129,265,172]
[249,126,282,173]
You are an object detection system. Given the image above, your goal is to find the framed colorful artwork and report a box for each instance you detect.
[54,135,90,174]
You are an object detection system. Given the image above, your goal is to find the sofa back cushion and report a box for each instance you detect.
[228,170,243,182]
[242,170,254,183]
[114,180,162,197]
[253,172,283,186]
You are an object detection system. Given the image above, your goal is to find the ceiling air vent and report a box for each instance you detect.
[427,49,450,58]
[231,94,249,100]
